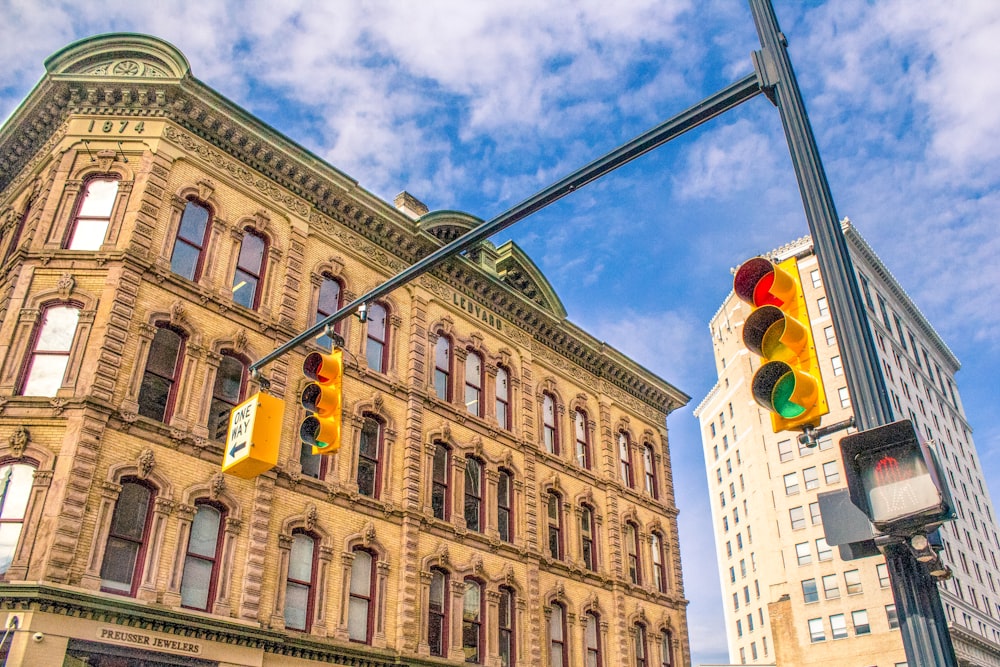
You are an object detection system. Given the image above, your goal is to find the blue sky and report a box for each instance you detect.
[3,1,998,663]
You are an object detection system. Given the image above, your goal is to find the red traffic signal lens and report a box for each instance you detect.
[303,351,342,383]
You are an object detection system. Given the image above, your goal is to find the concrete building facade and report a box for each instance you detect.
[0,34,691,666]
[694,224,1000,666]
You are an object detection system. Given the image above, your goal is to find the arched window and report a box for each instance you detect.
[465,351,483,417]
[462,578,484,663]
[498,586,516,667]
[365,302,389,373]
[635,623,648,667]
[580,504,596,571]
[547,492,563,560]
[434,335,451,400]
[497,469,513,543]
[138,324,185,422]
[464,457,483,533]
[549,602,567,667]
[170,200,212,281]
[495,366,510,430]
[180,502,225,611]
[428,567,449,656]
[643,444,659,499]
[348,548,376,643]
[660,630,673,667]
[0,463,35,575]
[285,531,317,632]
[651,531,667,593]
[232,228,267,310]
[625,521,641,585]
[432,442,450,521]
[584,611,602,667]
[315,275,342,350]
[19,304,80,396]
[100,479,155,596]
[208,352,247,441]
[542,393,558,455]
[357,416,383,498]
[618,432,633,488]
[574,409,590,469]
[66,177,118,250]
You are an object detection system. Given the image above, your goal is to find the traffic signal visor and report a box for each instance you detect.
[300,349,343,454]
[734,257,828,432]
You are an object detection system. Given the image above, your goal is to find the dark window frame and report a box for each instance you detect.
[284,530,319,632]
[357,415,384,498]
[100,477,156,597]
[464,456,484,532]
[65,175,120,250]
[348,547,377,644]
[432,442,451,521]
[428,567,449,656]
[137,322,186,423]
[208,351,249,441]
[170,199,213,282]
[179,500,226,612]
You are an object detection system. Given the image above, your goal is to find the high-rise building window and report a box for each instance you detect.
[465,351,483,417]
[823,573,840,599]
[432,442,450,521]
[138,323,185,422]
[464,457,484,533]
[838,387,851,409]
[550,602,567,667]
[19,304,80,396]
[795,542,811,565]
[357,416,383,498]
[284,531,317,632]
[584,611,602,667]
[66,177,118,250]
[428,567,449,656]
[844,568,863,594]
[315,275,342,350]
[581,504,596,571]
[498,469,513,543]
[822,461,840,484]
[100,479,155,596]
[495,366,511,430]
[542,393,558,454]
[816,538,833,561]
[802,578,819,603]
[852,609,871,635]
[463,578,484,663]
[348,548,376,643]
[170,200,212,281]
[784,472,800,495]
[789,506,805,529]
[817,297,829,316]
[180,502,224,611]
[547,492,563,560]
[499,586,515,667]
[778,439,794,462]
[365,302,389,373]
[803,466,819,490]
[575,409,591,469]
[830,613,847,640]
[232,228,267,310]
[831,355,843,376]
[808,617,825,642]
[0,463,35,575]
[208,352,248,441]
[877,563,890,588]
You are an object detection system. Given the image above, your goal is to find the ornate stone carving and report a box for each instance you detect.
[137,448,156,479]
[170,300,187,325]
[233,328,249,353]
[57,273,75,299]
[8,426,29,459]
[209,472,226,499]
[305,504,319,532]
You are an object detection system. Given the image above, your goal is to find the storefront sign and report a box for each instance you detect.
[98,627,202,656]
[452,292,503,331]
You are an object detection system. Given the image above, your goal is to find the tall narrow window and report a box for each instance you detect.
[575,409,591,469]
[625,522,641,585]
[635,623,648,667]
[357,416,383,498]
[67,177,118,250]
[643,444,658,498]
[348,549,375,643]
[465,457,483,532]
[550,602,567,667]
[315,275,342,350]
[496,367,510,430]
[465,351,483,417]
[651,531,667,593]
[232,229,267,310]
[432,442,450,521]
[498,469,513,543]
[170,200,211,281]
[366,303,389,373]
[208,353,247,441]
[180,502,224,611]
[499,586,515,667]
[0,463,34,575]
[138,324,185,422]
[618,432,633,488]
[581,504,596,571]
[100,480,154,596]
[660,630,673,666]
[20,304,80,396]
[284,531,317,632]
[463,578,484,663]
[542,393,558,454]
[434,336,451,400]
[547,492,563,560]
[428,567,449,656]
[584,611,602,667]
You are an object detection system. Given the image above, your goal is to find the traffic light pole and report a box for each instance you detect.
[747,1,958,664]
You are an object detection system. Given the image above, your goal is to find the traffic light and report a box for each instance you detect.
[840,419,954,534]
[300,349,343,454]
[733,256,828,432]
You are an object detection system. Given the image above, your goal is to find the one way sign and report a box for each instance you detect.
[222,392,283,479]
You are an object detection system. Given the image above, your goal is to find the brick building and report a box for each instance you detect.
[0,34,690,666]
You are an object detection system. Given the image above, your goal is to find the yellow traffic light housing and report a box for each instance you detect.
[300,349,343,454]
[734,256,828,432]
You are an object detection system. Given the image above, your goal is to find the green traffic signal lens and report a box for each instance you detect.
[772,372,806,418]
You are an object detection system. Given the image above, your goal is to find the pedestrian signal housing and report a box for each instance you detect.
[734,256,828,432]
[300,349,343,454]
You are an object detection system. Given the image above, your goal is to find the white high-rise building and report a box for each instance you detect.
[694,221,1000,666]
